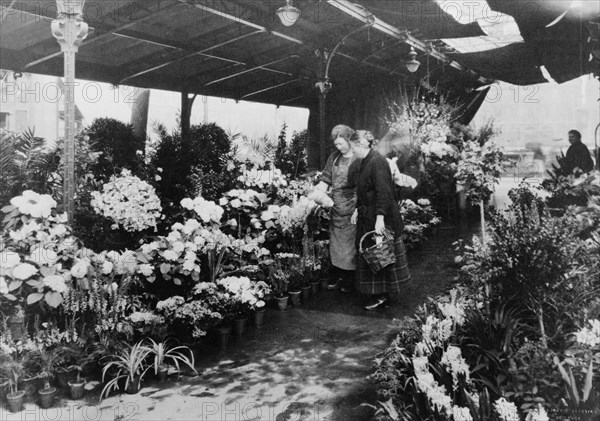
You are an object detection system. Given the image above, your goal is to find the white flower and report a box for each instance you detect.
[163,250,179,261]
[525,404,549,421]
[10,190,57,218]
[219,197,228,206]
[12,263,38,280]
[0,251,21,269]
[101,261,114,275]
[574,319,600,347]
[0,277,9,294]
[29,247,58,266]
[91,170,162,232]
[49,224,67,237]
[417,198,431,206]
[70,260,89,278]
[494,398,519,421]
[261,210,275,221]
[181,198,194,210]
[452,406,473,421]
[42,275,68,293]
[138,264,154,277]
[230,198,242,208]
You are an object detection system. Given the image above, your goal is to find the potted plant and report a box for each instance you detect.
[100,340,152,400]
[269,258,290,311]
[3,358,25,413]
[67,366,86,399]
[32,348,63,409]
[8,305,26,341]
[146,338,197,382]
[53,343,82,388]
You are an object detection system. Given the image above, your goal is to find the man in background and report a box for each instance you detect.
[563,129,594,175]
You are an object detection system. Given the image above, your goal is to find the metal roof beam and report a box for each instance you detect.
[118,29,265,84]
[20,1,181,71]
[240,78,300,100]
[204,55,301,87]
[326,0,492,84]
[177,0,307,48]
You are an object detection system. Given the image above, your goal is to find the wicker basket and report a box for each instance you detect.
[359,229,395,273]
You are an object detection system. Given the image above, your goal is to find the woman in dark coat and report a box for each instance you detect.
[348,130,411,310]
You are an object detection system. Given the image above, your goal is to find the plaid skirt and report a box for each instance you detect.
[355,236,411,296]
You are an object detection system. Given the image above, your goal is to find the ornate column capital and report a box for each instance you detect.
[51,1,88,53]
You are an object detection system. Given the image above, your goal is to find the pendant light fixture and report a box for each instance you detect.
[276,0,300,27]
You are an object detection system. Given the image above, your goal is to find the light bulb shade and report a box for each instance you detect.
[406,59,420,73]
[276,4,300,26]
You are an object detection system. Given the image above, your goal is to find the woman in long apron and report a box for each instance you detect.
[348,130,411,310]
[315,125,359,292]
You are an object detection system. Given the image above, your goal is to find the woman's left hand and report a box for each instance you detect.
[375,215,385,235]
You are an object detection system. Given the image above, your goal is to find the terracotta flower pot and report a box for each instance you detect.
[56,367,78,389]
[233,318,247,337]
[275,295,289,311]
[288,290,301,306]
[6,390,25,413]
[300,286,311,302]
[309,281,320,295]
[8,316,25,341]
[38,385,57,409]
[216,325,232,349]
[253,309,265,327]
[157,365,168,382]
[125,377,141,394]
[68,378,86,399]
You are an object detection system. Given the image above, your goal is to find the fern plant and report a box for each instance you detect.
[100,340,152,401]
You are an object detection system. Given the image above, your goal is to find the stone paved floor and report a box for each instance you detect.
[1,220,481,421]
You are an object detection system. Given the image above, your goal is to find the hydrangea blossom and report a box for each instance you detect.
[42,275,68,293]
[10,190,57,218]
[574,319,600,347]
[91,169,162,232]
[181,196,224,224]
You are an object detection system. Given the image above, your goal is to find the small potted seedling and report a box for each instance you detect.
[6,366,25,413]
[67,365,86,399]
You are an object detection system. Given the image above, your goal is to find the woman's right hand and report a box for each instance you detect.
[350,209,358,224]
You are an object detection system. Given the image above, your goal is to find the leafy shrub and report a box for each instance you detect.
[152,122,237,224]
[274,125,308,180]
[0,129,61,208]
[83,118,143,182]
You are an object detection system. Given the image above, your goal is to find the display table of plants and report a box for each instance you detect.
[0,172,331,411]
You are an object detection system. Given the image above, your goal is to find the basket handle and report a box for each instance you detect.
[359,228,393,252]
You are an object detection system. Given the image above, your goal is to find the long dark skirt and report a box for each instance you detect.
[355,236,411,296]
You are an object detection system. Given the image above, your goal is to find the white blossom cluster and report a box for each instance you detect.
[237,166,287,189]
[91,169,162,232]
[10,190,57,218]
[181,196,224,224]
[220,189,267,209]
[574,319,600,347]
[421,141,458,159]
[494,398,520,421]
[216,276,270,310]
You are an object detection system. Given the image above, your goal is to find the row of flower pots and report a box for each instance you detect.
[275,279,326,311]
[214,278,326,349]
[3,373,86,414]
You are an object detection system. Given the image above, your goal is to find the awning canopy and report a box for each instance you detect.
[1,0,598,109]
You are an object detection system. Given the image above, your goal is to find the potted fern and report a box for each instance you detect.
[4,360,25,413]
[100,340,152,400]
[67,365,86,399]
[146,338,197,382]
[33,348,61,409]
